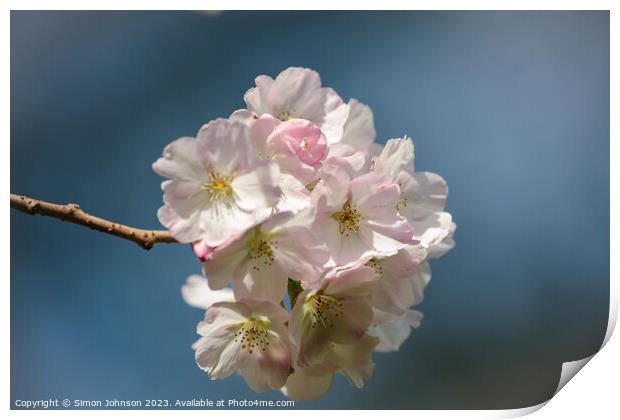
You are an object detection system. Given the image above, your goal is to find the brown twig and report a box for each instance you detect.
[10,193,178,250]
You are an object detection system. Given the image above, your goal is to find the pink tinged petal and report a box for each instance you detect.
[274,154,317,185]
[203,233,249,290]
[196,335,243,380]
[398,171,449,219]
[288,291,331,367]
[370,319,412,352]
[181,275,234,310]
[281,367,333,401]
[320,87,349,144]
[324,143,368,176]
[406,309,424,328]
[374,278,415,309]
[232,160,281,210]
[312,216,344,267]
[409,260,431,306]
[428,221,456,259]
[412,211,453,249]
[238,329,292,392]
[273,173,312,213]
[290,284,374,368]
[152,136,204,181]
[191,240,213,262]
[194,303,248,379]
[325,263,376,292]
[352,172,401,219]
[372,283,409,322]
[220,215,294,303]
[244,298,291,325]
[331,297,375,344]
[157,203,203,244]
[370,249,425,318]
[228,108,253,125]
[272,68,324,121]
[244,68,348,144]
[311,164,351,210]
[267,119,327,166]
[191,336,209,351]
[333,234,375,269]
[382,245,427,279]
[353,174,416,252]
[340,98,376,152]
[359,221,416,256]
[234,258,287,304]
[271,226,330,285]
[371,307,401,325]
[317,265,378,340]
[249,113,280,155]
[195,340,236,379]
[327,334,378,388]
[374,137,415,177]
[200,302,249,334]
[195,300,291,384]
[245,67,324,121]
[196,118,253,174]
[243,75,275,114]
[198,203,256,248]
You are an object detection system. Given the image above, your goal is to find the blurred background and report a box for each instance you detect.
[10,11,609,409]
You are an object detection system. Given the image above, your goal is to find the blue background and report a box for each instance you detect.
[11,11,609,409]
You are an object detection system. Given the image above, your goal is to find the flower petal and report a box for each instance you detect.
[281,367,333,401]
[152,136,204,182]
[238,328,292,392]
[196,118,252,174]
[232,160,281,210]
[181,274,235,310]
[374,136,415,177]
[340,98,376,152]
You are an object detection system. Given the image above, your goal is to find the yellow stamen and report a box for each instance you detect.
[365,257,384,275]
[234,319,270,353]
[202,171,233,202]
[332,200,362,237]
[277,111,295,121]
[247,229,277,271]
[305,178,321,192]
[306,293,343,328]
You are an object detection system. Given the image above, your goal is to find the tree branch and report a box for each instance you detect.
[10,193,178,250]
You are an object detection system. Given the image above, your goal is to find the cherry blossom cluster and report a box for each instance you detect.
[153,67,455,400]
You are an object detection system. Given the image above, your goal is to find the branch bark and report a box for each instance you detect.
[10,193,178,250]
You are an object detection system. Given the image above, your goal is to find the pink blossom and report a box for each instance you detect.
[244,67,349,144]
[191,240,213,262]
[194,299,292,392]
[153,118,282,247]
[373,137,455,249]
[203,211,329,303]
[311,165,416,268]
[268,119,327,167]
[289,264,378,368]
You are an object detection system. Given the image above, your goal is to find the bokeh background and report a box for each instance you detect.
[10,11,610,409]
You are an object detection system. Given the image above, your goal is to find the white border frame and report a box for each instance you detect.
[3,3,617,419]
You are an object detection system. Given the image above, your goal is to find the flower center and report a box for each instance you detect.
[234,318,270,353]
[365,257,384,275]
[332,201,362,236]
[202,171,233,202]
[277,111,294,121]
[305,178,321,192]
[247,229,277,271]
[396,197,408,211]
[306,293,343,328]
